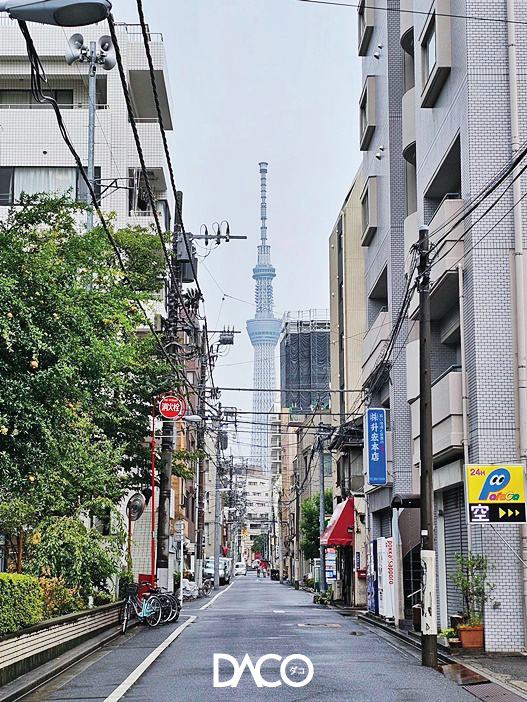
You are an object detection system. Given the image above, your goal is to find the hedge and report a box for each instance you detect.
[0,573,43,636]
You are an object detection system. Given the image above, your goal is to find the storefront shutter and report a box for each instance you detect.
[380,510,392,537]
[444,486,468,621]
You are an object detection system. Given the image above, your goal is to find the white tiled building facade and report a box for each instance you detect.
[356,0,527,651]
[0,19,174,235]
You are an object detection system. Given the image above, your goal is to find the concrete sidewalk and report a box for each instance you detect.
[460,653,527,697]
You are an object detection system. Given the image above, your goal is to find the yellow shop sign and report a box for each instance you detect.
[465,464,526,524]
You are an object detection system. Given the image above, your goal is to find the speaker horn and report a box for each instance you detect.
[65,32,84,65]
[97,34,116,71]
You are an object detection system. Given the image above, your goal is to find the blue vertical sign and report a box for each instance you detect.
[366,408,387,485]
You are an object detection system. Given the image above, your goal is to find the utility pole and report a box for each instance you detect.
[418,225,438,668]
[87,40,96,231]
[214,406,223,589]
[194,328,208,591]
[318,433,327,595]
[65,33,115,230]
[229,455,234,557]
[294,470,300,590]
[278,491,284,583]
[156,417,174,590]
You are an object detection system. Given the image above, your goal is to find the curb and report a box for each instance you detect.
[0,622,138,702]
[357,613,527,702]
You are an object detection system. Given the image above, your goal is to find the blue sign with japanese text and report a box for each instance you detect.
[366,408,387,485]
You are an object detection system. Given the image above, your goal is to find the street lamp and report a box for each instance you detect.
[0,0,111,26]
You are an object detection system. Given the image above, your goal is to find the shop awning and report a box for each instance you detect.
[320,497,355,547]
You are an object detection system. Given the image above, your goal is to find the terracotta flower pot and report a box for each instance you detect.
[459,625,484,649]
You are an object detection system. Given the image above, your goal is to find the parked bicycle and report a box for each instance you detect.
[120,583,162,634]
[200,577,213,597]
[139,580,180,624]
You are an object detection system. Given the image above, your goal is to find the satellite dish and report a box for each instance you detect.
[97,35,116,71]
[126,492,146,522]
[65,33,84,65]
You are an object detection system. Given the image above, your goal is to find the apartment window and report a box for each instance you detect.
[420,1,451,108]
[0,168,13,206]
[361,176,377,246]
[358,0,374,56]
[405,160,417,216]
[359,77,376,150]
[0,166,91,206]
[0,89,73,107]
[402,47,415,93]
[423,19,436,83]
[77,166,102,205]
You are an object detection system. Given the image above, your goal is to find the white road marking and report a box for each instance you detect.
[273,609,285,613]
[102,616,196,702]
[200,579,236,610]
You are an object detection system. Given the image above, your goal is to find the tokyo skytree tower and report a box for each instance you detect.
[246,162,280,475]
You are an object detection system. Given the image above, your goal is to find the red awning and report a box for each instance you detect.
[320,497,355,547]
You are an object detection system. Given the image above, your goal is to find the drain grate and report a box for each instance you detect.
[464,682,526,702]
[297,623,341,628]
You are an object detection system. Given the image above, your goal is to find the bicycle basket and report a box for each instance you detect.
[124,583,139,596]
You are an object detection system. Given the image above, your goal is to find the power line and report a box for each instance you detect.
[216,386,360,393]
[107,17,197,334]
[295,0,527,26]
[16,20,186,386]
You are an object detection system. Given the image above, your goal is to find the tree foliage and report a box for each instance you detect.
[0,195,180,589]
[251,534,266,557]
[300,490,333,561]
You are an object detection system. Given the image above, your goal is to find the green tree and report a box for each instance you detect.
[0,194,180,588]
[252,534,266,557]
[300,490,333,560]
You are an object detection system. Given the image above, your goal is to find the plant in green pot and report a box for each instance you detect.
[451,552,498,649]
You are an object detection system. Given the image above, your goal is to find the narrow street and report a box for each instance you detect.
[22,573,475,702]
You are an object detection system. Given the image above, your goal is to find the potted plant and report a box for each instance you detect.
[439,627,461,650]
[450,552,498,649]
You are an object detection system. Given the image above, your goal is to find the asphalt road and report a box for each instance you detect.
[24,572,476,702]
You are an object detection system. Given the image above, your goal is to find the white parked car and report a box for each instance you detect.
[204,558,229,584]
[234,561,247,576]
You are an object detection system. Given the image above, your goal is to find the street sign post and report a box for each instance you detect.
[465,464,527,524]
[366,408,387,485]
[159,394,187,420]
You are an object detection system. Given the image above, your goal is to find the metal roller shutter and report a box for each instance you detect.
[380,510,392,537]
[443,486,468,620]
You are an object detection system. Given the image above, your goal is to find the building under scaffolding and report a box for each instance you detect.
[280,310,330,411]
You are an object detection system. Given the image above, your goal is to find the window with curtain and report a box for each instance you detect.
[14,167,77,201]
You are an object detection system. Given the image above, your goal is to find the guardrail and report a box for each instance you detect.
[0,602,122,688]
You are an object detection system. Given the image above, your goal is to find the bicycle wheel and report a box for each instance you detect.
[145,595,162,627]
[167,593,180,622]
[202,579,213,597]
[121,601,130,635]
[157,593,173,624]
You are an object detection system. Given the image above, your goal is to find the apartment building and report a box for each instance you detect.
[357,0,527,650]
[357,0,411,627]
[327,168,367,606]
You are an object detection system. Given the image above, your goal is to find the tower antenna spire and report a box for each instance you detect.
[246,162,280,475]
[259,161,267,243]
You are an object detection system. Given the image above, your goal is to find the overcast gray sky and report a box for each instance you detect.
[116,0,361,456]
